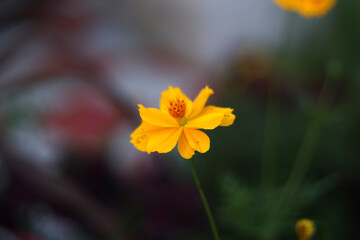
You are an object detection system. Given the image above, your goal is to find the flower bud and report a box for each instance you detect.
[295,219,315,240]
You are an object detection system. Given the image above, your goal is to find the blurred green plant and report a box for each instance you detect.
[210,2,360,240]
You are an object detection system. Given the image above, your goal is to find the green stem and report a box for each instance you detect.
[261,86,279,188]
[277,13,297,62]
[190,159,220,240]
[261,13,297,189]
[274,120,322,215]
[274,80,330,216]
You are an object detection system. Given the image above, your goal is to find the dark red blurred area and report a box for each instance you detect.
[0,1,216,239]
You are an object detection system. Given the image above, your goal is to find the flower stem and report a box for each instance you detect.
[274,79,331,216]
[274,119,322,216]
[189,159,220,240]
[261,13,297,189]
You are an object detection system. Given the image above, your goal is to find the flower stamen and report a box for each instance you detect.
[168,98,186,118]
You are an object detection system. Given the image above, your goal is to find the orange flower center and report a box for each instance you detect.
[168,99,186,118]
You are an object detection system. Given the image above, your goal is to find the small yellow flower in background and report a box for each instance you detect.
[130,86,235,159]
[274,0,337,18]
[296,219,315,240]
[274,0,297,11]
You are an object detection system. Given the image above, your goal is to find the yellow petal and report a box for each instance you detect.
[186,108,224,130]
[159,86,193,118]
[189,86,214,118]
[177,132,195,159]
[147,127,183,153]
[130,121,163,152]
[203,106,236,127]
[273,0,336,18]
[297,0,336,18]
[273,0,297,10]
[183,128,210,153]
[138,104,179,127]
[186,105,235,129]
[220,112,236,126]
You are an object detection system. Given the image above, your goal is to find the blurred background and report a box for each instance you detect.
[0,0,359,239]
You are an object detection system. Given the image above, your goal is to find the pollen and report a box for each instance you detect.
[168,98,186,118]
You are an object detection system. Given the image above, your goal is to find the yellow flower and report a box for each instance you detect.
[274,0,337,18]
[274,0,297,11]
[296,219,315,240]
[130,86,235,159]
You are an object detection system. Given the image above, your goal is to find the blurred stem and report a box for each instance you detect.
[274,79,330,216]
[277,13,297,63]
[261,13,297,189]
[275,118,322,212]
[261,85,279,188]
[190,159,220,240]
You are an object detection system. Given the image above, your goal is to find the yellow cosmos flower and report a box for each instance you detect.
[274,0,337,18]
[296,219,315,240]
[130,86,235,159]
[274,0,297,11]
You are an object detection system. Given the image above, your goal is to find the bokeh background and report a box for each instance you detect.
[0,0,359,239]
